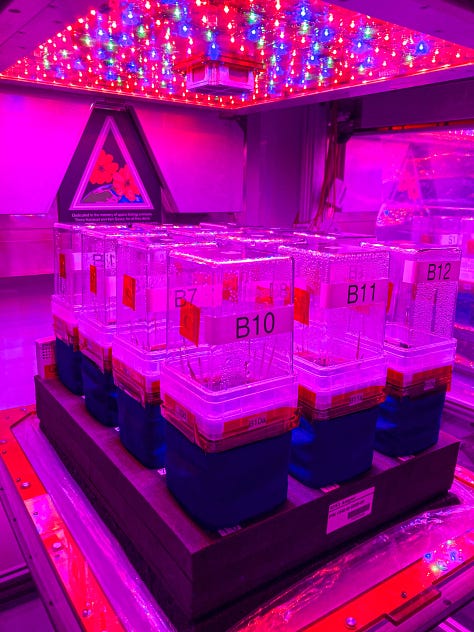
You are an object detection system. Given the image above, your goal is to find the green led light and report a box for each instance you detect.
[363,26,374,40]
[248,11,258,24]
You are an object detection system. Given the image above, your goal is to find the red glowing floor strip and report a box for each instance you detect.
[454,463,474,490]
[0,406,125,632]
[302,532,474,632]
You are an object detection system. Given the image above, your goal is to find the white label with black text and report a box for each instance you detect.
[326,487,375,534]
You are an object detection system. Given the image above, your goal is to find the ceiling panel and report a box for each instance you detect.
[0,0,473,109]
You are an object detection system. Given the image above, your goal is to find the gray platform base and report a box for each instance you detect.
[35,376,460,631]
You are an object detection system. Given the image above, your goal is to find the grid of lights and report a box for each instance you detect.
[1,0,474,108]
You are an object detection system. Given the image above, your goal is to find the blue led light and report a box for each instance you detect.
[122,4,141,26]
[319,27,335,43]
[208,41,221,60]
[118,33,133,47]
[247,24,263,42]
[415,40,430,55]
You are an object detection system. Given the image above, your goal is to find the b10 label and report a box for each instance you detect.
[320,280,388,309]
[236,312,275,338]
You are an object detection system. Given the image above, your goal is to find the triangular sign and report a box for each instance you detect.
[58,106,162,223]
[72,116,152,211]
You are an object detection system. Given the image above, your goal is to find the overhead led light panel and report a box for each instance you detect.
[1,0,473,108]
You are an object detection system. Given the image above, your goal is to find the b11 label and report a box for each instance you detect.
[320,279,388,309]
[403,260,461,284]
[201,305,293,345]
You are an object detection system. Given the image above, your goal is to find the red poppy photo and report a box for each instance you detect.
[81,130,144,205]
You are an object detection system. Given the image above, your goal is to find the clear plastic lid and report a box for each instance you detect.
[384,323,456,396]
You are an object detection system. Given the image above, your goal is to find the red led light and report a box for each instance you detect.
[1,0,473,108]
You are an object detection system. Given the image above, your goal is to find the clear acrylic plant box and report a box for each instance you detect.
[364,242,462,338]
[280,244,390,419]
[161,244,298,451]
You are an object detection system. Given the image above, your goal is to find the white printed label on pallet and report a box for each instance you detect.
[326,487,375,534]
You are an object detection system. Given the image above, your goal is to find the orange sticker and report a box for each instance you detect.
[294,287,310,325]
[298,384,316,409]
[123,274,136,310]
[223,406,297,434]
[59,253,66,279]
[222,272,238,302]
[90,264,97,295]
[255,285,274,305]
[179,300,200,345]
[387,365,452,397]
[467,239,474,256]
[331,385,385,410]
[44,364,58,379]
[112,357,160,404]
[386,280,394,313]
[163,393,298,452]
